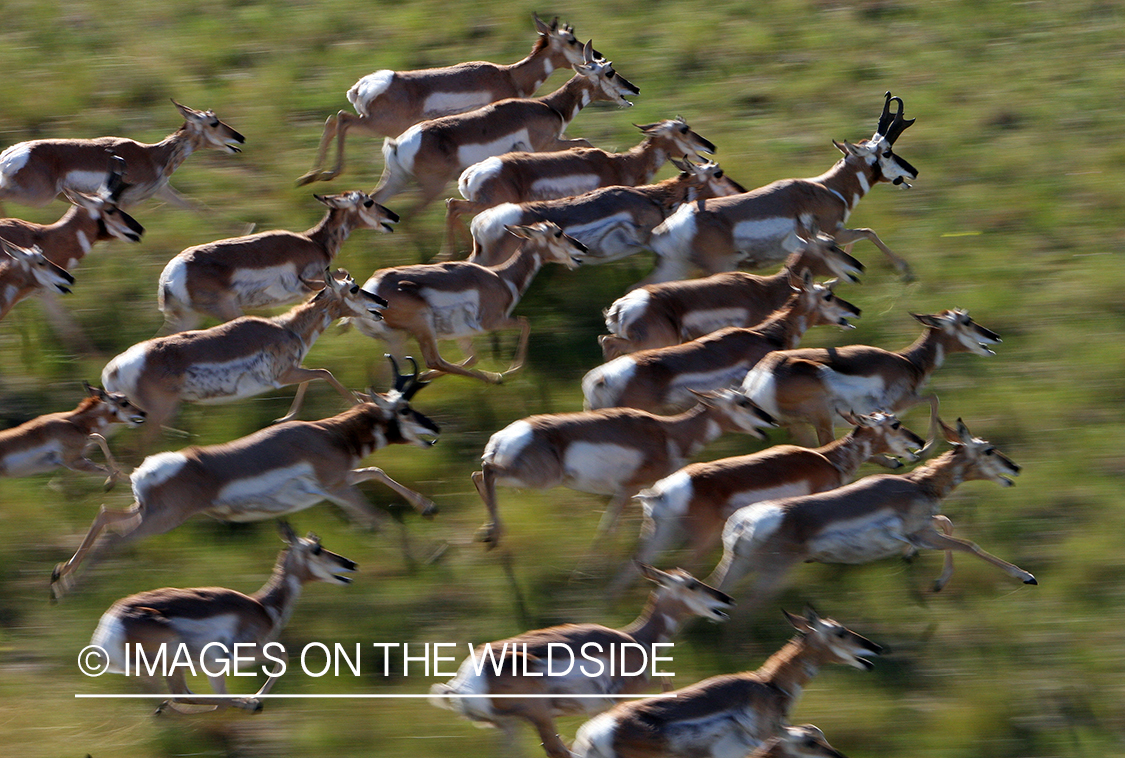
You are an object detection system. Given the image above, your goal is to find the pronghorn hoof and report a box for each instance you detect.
[104,476,118,492]
[1025,576,1038,585]
[474,524,501,549]
[246,698,264,713]
[420,501,439,519]
[154,700,170,715]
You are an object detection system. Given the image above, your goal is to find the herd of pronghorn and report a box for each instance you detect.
[0,14,1037,758]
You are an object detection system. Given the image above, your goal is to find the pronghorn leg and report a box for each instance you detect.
[296,112,341,186]
[442,198,482,258]
[320,485,390,531]
[594,488,637,540]
[273,367,362,423]
[931,515,956,591]
[521,709,571,758]
[497,316,532,379]
[455,336,478,369]
[70,433,121,490]
[51,504,142,595]
[832,226,914,281]
[912,526,1037,587]
[348,466,437,518]
[471,466,504,548]
[416,330,502,384]
[153,182,204,212]
[157,668,220,714]
[37,290,100,356]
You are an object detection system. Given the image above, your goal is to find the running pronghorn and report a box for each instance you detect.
[571,608,881,758]
[742,308,1000,445]
[297,14,595,186]
[467,158,745,266]
[0,383,145,490]
[351,221,587,384]
[51,357,438,596]
[0,240,75,322]
[89,521,356,714]
[472,388,776,547]
[599,232,864,360]
[430,564,733,758]
[157,191,399,333]
[101,270,386,446]
[710,418,1037,609]
[643,92,917,284]
[583,271,860,413]
[0,100,244,211]
[610,412,923,593]
[371,43,637,217]
[445,117,718,249]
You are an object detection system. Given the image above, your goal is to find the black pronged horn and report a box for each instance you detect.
[386,354,429,400]
[877,91,915,145]
[104,154,129,201]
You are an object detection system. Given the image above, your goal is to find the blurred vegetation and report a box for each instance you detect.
[1,0,1124,756]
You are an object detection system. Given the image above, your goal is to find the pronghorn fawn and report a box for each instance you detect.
[643,92,918,284]
[0,239,75,322]
[710,418,1036,608]
[157,191,399,333]
[472,387,776,547]
[611,412,923,593]
[51,357,438,596]
[583,271,860,413]
[599,232,864,361]
[351,221,586,384]
[467,158,745,267]
[430,563,733,758]
[371,43,638,218]
[89,521,357,714]
[0,100,244,211]
[297,14,594,186]
[571,607,881,758]
[101,270,386,446]
[742,308,1001,445]
[445,117,718,250]
[0,382,146,490]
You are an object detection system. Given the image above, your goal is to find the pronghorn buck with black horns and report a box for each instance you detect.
[89,521,357,714]
[445,117,718,248]
[0,383,146,490]
[571,608,881,758]
[158,191,399,333]
[742,308,1001,445]
[583,271,860,413]
[101,270,387,446]
[0,240,75,322]
[467,158,745,267]
[352,221,586,384]
[0,100,244,211]
[298,15,594,186]
[710,418,1036,607]
[51,357,439,596]
[430,564,734,758]
[613,412,923,592]
[371,43,638,217]
[599,232,864,361]
[472,388,776,547]
[643,92,918,284]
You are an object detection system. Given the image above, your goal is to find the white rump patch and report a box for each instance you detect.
[581,357,637,410]
[740,367,780,419]
[459,157,503,200]
[471,203,526,250]
[132,451,190,497]
[648,204,698,259]
[644,469,694,519]
[483,420,535,469]
[347,70,394,116]
[0,143,31,186]
[89,614,128,675]
[724,502,785,553]
[573,712,619,758]
[158,257,191,312]
[604,289,650,335]
[385,124,424,176]
[102,342,150,398]
[457,129,532,171]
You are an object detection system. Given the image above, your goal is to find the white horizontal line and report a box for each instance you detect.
[76,693,676,699]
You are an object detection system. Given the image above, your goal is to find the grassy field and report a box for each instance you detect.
[1,1,1124,756]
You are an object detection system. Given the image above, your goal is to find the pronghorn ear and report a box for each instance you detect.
[634,560,667,584]
[670,156,691,173]
[277,520,297,544]
[911,312,945,328]
[504,224,534,240]
[171,99,199,121]
[832,139,849,155]
[533,12,551,34]
[782,608,814,633]
[955,418,974,445]
[82,381,104,400]
[633,122,658,133]
[937,416,960,445]
[787,267,811,290]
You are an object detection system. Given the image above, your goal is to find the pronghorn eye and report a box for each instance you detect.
[210,120,221,128]
[680,126,689,134]
[350,285,359,294]
[882,150,892,158]
[311,544,322,555]
[891,421,901,430]
[607,70,615,78]
[364,199,374,208]
[984,448,995,455]
[555,230,563,239]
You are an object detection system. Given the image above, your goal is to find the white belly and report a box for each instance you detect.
[681,307,752,337]
[0,441,64,476]
[457,129,532,170]
[483,420,535,469]
[566,212,645,262]
[230,264,307,308]
[63,169,111,195]
[529,173,602,201]
[181,353,289,403]
[562,442,644,495]
[731,217,794,250]
[210,462,327,520]
[422,288,483,338]
[805,512,907,563]
[423,90,493,119]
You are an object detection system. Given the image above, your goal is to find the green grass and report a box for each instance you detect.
[1,0,1124,756]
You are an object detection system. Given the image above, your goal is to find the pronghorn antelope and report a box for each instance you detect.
[466,158,745,267]
[0,100,244,211]
[445,117,717,248]
[157,191,399,333]
[571,608,881,758]
[101,270,386,446]
[472,388,776,547]
[643,92,918,284]
[742,308,1000,445]
[710,418,1036,606]
[0,158,144,272]
[746,725,849,758]
[0,383,146,490]
[612,412,923,592]
[89,521,357,714]
[583,271,860,413]
[51,357,438,596]
[351,221,586,384]
[297,14,594,186]
[370,43,638,217]
[599,233,864,361]
[430,563,733,758]
[0,240,75,322]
